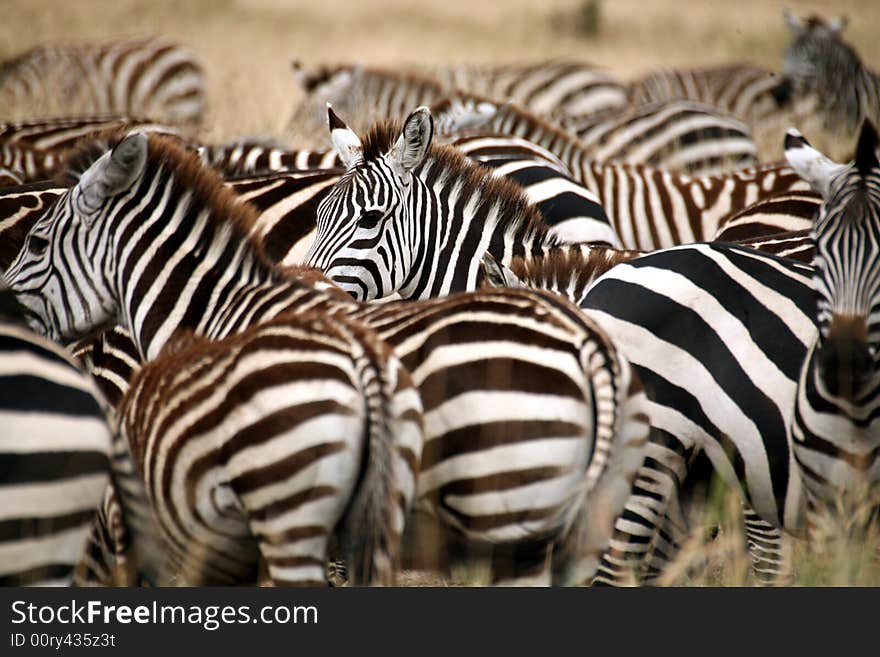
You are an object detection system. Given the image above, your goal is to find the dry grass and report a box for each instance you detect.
[2,0,878,145]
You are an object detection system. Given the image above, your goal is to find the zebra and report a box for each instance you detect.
[713,190,821,242]
[627,63,784,130]
[305,106,583,300]
[0,115,180,151]
[434,93,759,176]
[0,181,65,271]
[4,129,650,585]
[0,116,181,186]
[0,142,62,188]
[443,112,810,249]
[484,121,880,583]
[305,105,806,301]
[0,283,113,586]
[777,11,879,145]
[0,35,205,126]
[429,59,627,124]
[288,62,447,146]
[4,130,424,586]
[196,139,343,177]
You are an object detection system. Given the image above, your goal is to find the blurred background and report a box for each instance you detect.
[4,0,877,142]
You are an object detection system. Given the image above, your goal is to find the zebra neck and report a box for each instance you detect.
[402,169,552,298]
[115,200,281,361]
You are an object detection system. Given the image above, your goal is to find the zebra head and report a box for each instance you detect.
[3,131,148,343]
[785,121,880,397]
[779,11,853,103]
[305,105,433,300]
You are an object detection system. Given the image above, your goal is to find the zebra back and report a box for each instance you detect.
[431,59,627,122]
[713,190,821,242]
[197,139,342,177]
[435,92,759,176]
[0,115,181,151]
[627,63,782,126]
[0,35,206,126]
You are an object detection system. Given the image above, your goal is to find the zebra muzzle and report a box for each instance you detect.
[819,315,873,397]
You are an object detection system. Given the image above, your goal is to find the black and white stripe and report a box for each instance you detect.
[5,129,649,585]
[445,115,809,249]
[627,63,784,129]
[431,59,627,123]
[0,36,205,126]
[434,94,759,176]
[4,131,423,586]
[482,121,880,583]
[0,286,113,586]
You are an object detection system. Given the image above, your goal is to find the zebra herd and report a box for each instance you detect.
[0,9,878,587]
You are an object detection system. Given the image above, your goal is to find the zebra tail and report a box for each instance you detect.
[557,338,650,585]
[338,323,421,586]
[108,419,168,586]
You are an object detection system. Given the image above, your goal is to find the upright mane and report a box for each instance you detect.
[509,247,642,292]
[359,119,553,243]
[60,129,278,272]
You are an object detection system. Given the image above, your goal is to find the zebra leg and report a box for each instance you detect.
[490,540,553,586]
[742,505,792,586]
[591,427,690,586]
[73,483,137,586]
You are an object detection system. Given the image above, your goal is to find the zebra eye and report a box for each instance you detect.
[358,210,384,229]
[28,234,49,257]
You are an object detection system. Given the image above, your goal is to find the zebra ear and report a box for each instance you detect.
[784,128,847,199]
[828,15,848,34]
[783,8,803,34]
[327,104,362,169]
[480,252,523,289]
[855,120,879,178]
[79,132,148,216]
[390,106,433,177]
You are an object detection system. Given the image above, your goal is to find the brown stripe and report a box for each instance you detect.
[232,442,349,495]
[247,485,339,521]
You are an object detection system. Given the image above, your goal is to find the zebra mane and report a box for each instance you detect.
[60,130,278,271]
[508,247,642,292]
[802,14,837,30]
[360,120,551,242]
[276,264,352,299]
